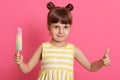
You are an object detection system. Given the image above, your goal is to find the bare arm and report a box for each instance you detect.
[74,46,110,72]
[14,45,42,73]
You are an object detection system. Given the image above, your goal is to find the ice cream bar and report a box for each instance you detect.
[16,27,22,51]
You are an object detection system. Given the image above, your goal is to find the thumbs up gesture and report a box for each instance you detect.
[102,48,111,66]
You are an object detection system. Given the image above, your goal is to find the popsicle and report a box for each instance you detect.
[16,27,22,52]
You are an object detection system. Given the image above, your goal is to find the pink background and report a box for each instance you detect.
[0,0,120,80]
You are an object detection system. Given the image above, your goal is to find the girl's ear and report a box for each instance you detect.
[47,2,55,10]
[48,25,51,31]
[65,3,74,11]
[48,26,50,30]
[48,26,51,35]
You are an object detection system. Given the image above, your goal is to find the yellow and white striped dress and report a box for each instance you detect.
[38,42,74,80]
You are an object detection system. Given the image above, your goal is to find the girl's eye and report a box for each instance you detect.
[54,26,59,29]
[64,26,69,29]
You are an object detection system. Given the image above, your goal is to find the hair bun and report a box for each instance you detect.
[65,3,74,11]
[47,2,55,10]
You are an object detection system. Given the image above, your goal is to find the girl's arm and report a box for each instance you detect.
[14,45,42,73]
[74,46,110,72]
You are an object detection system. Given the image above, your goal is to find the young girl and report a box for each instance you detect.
[14,2,111,80]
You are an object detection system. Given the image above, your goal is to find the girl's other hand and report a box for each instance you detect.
[102,48,111,66]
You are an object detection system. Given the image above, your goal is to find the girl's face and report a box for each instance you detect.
[49,22,71,42]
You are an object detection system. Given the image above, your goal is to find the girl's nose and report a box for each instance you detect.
[59,28,64,34]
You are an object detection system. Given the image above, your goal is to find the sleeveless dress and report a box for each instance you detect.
[38,42,74,80]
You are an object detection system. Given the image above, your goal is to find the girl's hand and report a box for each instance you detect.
[102,48,111,66]
[14,51,23,65]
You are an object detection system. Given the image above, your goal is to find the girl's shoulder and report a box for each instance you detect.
[67,42,76,47]
[40,42,50,49]
[42,42,49,45]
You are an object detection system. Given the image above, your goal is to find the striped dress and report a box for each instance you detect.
[38,42,74,80]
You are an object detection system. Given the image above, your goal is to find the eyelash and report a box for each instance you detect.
[54,26,69,29]
[64,26,68,29]
[54,26,59,28]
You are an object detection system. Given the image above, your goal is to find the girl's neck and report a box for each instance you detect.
[50,40,68,47]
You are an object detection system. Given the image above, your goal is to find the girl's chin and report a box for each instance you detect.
[53,39,66,42]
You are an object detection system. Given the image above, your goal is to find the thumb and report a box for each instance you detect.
[103,48,110,59]
[105,48,110,53]
[16,51,21,56]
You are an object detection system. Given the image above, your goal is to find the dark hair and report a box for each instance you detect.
[47,2,74,26]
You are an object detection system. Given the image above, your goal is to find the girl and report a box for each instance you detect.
[14,2,111,80]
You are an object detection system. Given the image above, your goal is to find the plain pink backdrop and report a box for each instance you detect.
[0,0,120,80]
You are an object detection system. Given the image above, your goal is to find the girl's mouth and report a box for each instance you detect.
[57,35,64,37]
